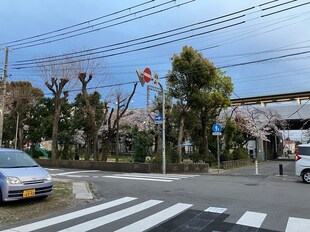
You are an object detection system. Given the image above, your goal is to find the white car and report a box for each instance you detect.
[295,144,310,184]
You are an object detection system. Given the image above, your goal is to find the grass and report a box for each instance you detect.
[0,181,77,226]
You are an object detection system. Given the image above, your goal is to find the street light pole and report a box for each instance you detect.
[0,48,9,147]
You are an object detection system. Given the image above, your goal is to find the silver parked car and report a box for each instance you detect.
[0,148,53,202]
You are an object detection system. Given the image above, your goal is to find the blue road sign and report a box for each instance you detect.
[212,123,222,132]
[155,115,163,124]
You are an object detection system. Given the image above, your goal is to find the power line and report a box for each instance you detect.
[15,9,252,63]
[14,15,245,65]
[13,0,296,61]
[10,0,196,50]
[11,21,246,69]
[0,0,154,46]
[11,0,310,69]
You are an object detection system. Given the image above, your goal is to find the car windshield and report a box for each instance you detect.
[0,151,38,168]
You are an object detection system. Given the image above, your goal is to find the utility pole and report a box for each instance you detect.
[0,48,9,147]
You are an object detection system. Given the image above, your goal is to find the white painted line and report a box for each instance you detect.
[103,175,173,182]
[114,174,181,180]
[116,173,199,178]
[64,175,86,178]
[58,200,163,232]
[205,207,227,214]
[1,197,137,232]
[45,168,63,171]
[236,211,267,228]
[56,170,100,176]
[285,217,310,232]
[115,203,192,232]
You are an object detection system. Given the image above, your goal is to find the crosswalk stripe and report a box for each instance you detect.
[1,197,137,232]
[58,200,163,232]
[115,203,193,232]
[285,217,310,232]
[205,207,227,214]
[103,175,173,182]
[236,211,267,228]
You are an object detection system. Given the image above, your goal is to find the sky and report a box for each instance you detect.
[0,0,310,114]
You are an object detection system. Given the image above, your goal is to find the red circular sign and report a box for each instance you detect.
[143,68,151,83]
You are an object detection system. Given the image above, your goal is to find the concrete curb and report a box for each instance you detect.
[53,178,93,200]
[72,182,93,200]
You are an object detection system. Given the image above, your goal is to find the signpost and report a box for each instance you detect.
[212,123,222,174]
[155,115,163,124]
[136,68,166,174]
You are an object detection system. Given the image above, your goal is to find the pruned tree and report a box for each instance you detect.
[105,84,137,162]
[77,72,109,161]
[40,58,73,159]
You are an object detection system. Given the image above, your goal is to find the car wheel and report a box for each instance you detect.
[302,171,310,184]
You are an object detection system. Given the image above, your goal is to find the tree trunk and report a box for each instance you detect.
[51,103,61,159]
[115,97,120,163]
[93,129,99,161]
[18,126,23,150]
[177,116,185,163]
[200,116,209,159]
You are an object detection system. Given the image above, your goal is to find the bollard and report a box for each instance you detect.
[255,160,258,175]
[279,164,283,176]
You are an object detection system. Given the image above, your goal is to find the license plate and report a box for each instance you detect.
[23,189,35,198]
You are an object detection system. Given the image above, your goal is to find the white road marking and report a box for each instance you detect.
[285,217,310,232]
[114,174,181,180]
[115,203,193,232]
[205,207,227,214]
[1,197,137,232]
[58,200,163,232]
[55,170,100,176]
[45,168,63,171]
[103,175,173,182]
[236,211,267,228]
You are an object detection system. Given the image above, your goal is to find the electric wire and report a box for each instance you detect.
[13,0,303,63]
[0,0,155,46]
[10,0,196,50]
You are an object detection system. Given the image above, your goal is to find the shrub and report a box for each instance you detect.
[232,147,248,160]
[132,127,152,163]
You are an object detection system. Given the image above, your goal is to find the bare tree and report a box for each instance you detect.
[40,58,73,159]
[78,72,109,161]
[112,84,137,162]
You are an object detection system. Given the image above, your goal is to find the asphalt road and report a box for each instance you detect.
[1,161,309,232]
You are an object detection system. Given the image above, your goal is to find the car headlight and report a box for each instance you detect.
[45,174,53,181]
[6,176,22,184]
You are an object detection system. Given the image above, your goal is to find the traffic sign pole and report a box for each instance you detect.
[136,67,166,174]
[217,134,220,174]
[158,82,166,174]
[212,123,222,174]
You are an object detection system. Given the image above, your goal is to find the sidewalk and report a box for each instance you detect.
[209,160,295,176]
